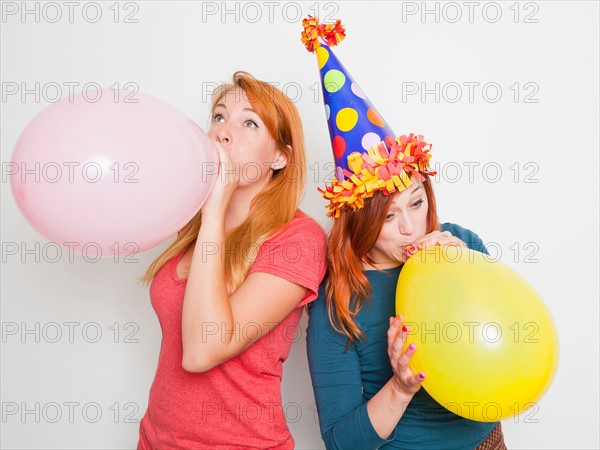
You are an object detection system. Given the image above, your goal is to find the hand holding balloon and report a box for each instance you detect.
[406,230,466,257]
[387,315,425,396]
[200,142,239,220]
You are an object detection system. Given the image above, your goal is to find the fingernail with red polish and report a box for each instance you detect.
[406,245,417,256]
[408,343,416,351]
[418,373,425,380]
[401,325,408,333]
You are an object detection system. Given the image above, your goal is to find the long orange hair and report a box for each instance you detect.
[140,71,307,290]
[324,175,440,344]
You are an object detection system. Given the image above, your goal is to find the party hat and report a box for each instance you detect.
[301,17,436,218]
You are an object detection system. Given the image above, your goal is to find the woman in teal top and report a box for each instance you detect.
[307,135,506,449]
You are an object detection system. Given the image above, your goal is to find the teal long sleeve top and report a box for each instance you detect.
[307,223,498,450]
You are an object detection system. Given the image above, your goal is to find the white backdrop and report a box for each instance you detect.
[1,1,598,449]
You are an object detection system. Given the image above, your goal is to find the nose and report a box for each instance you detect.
[208,124,231,144]
[216,128,231,144]
[398,212,416,237]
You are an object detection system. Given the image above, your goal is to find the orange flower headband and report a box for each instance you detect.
[318,134,437,218]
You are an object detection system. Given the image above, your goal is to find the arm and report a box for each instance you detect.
[307,298,380,450]
[182,248,308,373]
[182,224,326,372]
[307,297,422,449]
[366,315,423,439]
[181,147,326,372]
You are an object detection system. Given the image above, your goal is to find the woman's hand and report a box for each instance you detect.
[387,314,425,395]
[406,230,466,257]
[366,314,425,438]
[201,142,239,219]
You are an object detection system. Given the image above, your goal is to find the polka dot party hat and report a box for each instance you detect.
[301,16,437,218]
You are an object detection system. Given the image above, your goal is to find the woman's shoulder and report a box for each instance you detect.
[307,282,341,336]
[276,210,327,240]
[252,210,328,275]
[441,222,488,254]
[441,222,479,237]
[292,209,326,228]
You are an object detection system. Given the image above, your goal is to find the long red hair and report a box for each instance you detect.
[324,175,440,345]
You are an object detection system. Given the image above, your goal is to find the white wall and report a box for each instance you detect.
[1,1,598,449]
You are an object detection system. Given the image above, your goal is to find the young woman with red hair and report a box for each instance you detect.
[137,71,327,449]
[307,138,507,449]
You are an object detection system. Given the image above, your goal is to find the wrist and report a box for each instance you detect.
[201,202,227,217]
[389,377,416,404]
[197,217,226,240]
[200,213,226,228]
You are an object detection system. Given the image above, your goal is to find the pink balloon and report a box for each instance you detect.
[10,90,218,256]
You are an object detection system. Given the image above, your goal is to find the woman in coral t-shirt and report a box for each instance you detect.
[137,71,327,449]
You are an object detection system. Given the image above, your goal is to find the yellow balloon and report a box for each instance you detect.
[396,246,559,422]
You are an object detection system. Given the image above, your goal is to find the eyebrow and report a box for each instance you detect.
[214,103,257,114]
[388,186,424,211]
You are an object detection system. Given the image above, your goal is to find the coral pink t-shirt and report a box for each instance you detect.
[138,211,327,450]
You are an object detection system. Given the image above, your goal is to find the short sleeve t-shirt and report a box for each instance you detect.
[138,211,327,450]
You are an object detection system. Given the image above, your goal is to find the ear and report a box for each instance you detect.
[272,145,291,170]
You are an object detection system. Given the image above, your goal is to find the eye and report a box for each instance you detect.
[212,113,224,123]
[244,119,258,128]
[411,199,424,209]
[385,213,395,222]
